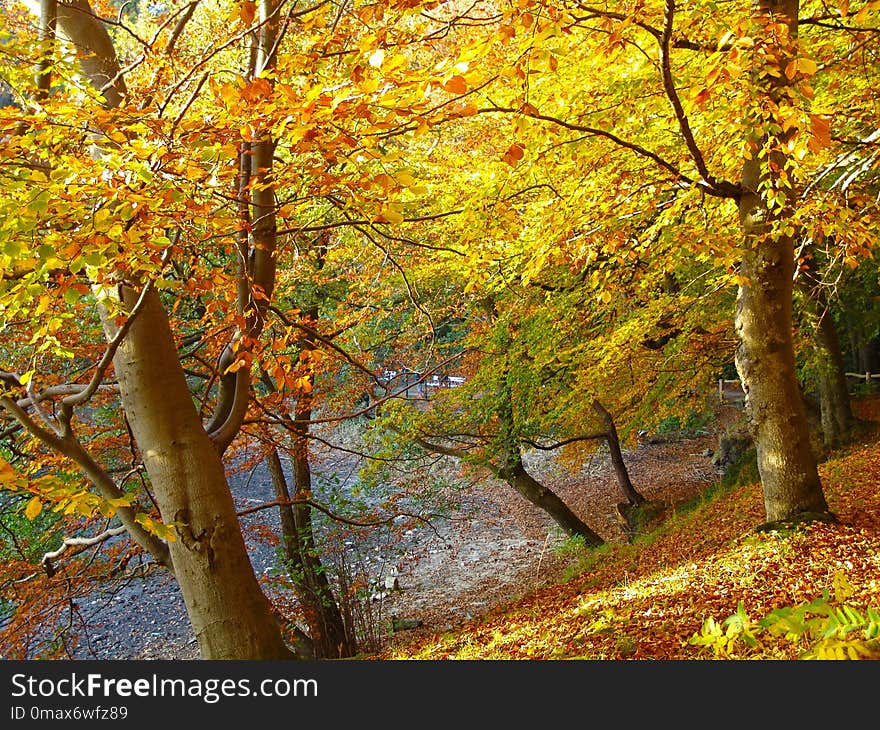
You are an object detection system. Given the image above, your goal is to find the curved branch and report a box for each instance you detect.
[570,4,713,50]
[482,105,738,199]
[521,433,608,450]
[659,0,741,198]
[267,305,384,387]
[61,279,153,415]
[41,525,127,577]
[0,395,173,570]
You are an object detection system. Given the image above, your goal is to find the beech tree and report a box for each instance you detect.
[3,0,880,660]
[0,0,535,659]
[0,0,298,659]
[410,0,880,525]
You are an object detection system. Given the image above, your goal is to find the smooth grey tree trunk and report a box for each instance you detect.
[56,0,293,659]
[106,289,293,658]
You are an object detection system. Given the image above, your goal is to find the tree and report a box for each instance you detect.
[1,0,297,659]
[0,0,524,658]
[417,0,880,525]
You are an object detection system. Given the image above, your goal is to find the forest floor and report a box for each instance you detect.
[44,397,880,661]
[385,397,880,660]
[63,405,734,660]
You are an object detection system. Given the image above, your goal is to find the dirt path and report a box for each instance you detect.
[377,431,720,650]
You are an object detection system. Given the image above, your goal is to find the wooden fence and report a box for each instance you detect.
[845,372,880,387]
[718,372,880,404]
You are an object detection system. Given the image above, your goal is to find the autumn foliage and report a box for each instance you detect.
[2,0,880,659]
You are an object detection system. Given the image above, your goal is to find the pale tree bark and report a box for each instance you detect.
[53,0,294,658]
[104,288,292,658]
[734,0,829,523]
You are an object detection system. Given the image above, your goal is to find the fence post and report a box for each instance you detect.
[718,379,723,403]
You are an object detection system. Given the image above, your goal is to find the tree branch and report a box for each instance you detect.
[40,525,127,577]
[659,0,741,198]
[481,105,738,199]
[0,395,172,570]
[236,496,445,537]
[521,433,608,450]
[60,279,153,419]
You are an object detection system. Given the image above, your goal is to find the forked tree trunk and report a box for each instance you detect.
[494,367,604,546]
[591,400,645,506]
[734,0,828,524]
[106,288,293,659]
[54,0,293,659]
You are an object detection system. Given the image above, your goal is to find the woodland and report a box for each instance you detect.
[0,0,879,661]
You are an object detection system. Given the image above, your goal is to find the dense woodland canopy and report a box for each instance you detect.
[1,0,879,659]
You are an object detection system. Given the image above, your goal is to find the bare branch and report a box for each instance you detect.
[0,395,172,570]
[41,525,127,577]
[521,433,608,450]
[61,279,154,416]
[236,496,446,537]
[481,105,738,199]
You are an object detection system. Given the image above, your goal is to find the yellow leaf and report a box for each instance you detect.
[378,205,405,224]
[25,496,42,520]
[35,294,51,317]
[0,458,17,486]
[797,57,818,76]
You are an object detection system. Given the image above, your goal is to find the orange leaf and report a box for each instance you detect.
[443,75,468,95]
[809,114,831,152]
[502,143,525,165]
[239,0,256,25]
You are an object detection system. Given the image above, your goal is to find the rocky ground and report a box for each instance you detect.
[62,415,727,660]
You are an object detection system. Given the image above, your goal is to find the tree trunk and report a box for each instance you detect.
[106,287,293,659]
[500,458,605,547]
[53,0,293,658]
[266,444,355,659]
[591,400,645,506]
[810,298,854,448]
[493,358,604,545]
[734,235,828,522]
[733,0,829,524]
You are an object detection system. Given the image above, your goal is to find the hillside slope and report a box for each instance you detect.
[383,398,880,660]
